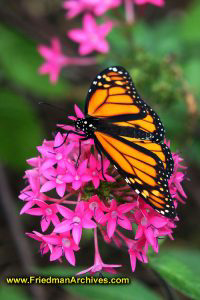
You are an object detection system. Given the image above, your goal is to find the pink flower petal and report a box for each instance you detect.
[65,248,75,266]
[83,14,97,32]
[72,180,82,190]
[75,201,85,214]
[41,217,50,232]
[78,159,88,175]
[82,218,97,229]
[68,29,87,43]
[118,216,132,230]
[72,226,82,245]
[56,183,66,198]
[54,220,72,233]
[74,104,85,118]
[93,177,100,189]
[95,39,109,53]
[50,247,62,261]
[107,218,117,238]
[79,43,94,56]
[25,208,43,216]
[20,200,36,215]
[40,181,56,193]
[129,250,136,272]
[57,205,74,218]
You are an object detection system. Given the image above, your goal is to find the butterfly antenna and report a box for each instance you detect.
[38,101,74,125]
[38,101,66,113]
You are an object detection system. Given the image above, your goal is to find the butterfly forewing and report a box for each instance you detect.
[85,66,165,141]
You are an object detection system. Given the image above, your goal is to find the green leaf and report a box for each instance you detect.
[183,59,200,97]
[0,88,43,170]
[38,266,161,300]
[0,285,29,300]
[149,249,200,300]
[0,24,68,99]
[180,1,200,44]
[133,21,182,57]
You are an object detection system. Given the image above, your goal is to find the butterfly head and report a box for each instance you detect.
[74,118,96,138]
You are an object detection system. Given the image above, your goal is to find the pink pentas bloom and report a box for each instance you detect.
[55,201,96,244]
[20,104,187,274]
[38,38,97,83]
[38,38,68,84]
[26,231,52,255]
[19,169,46,214]
[37,132,74,170]
[134,0,164,6]
[68,14,113,55]
[64,160,92,190]
[43,232,79,265]
[40,167,68,198]
[25,200,59,232]
[63,0,121,19]
[99,199,135,238]
[84,195,105,222]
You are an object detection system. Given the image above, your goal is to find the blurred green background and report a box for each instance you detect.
[0,0,200,300]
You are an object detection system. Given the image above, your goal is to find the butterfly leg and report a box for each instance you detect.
[75,137,89,167]
[95,143,107,181]
[54,130,85,149]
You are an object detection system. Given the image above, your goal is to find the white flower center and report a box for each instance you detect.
[45,208,52,215]
[111,211,118,219]
[75,175,80,181]
[56,153,63,160]
[56,175,63,184]
[62,238,71,248]
[92,171,97,176]
[89,202,98,211]
[90,33,99,44]
[73,216,81,224]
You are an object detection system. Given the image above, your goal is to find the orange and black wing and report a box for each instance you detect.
[94,131,176,219]
[85,66,165,142]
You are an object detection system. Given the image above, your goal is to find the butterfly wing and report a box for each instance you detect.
[85,66,164,142]
[94,131,176,219]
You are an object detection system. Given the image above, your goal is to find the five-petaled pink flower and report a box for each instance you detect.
[55,201,96,244]
[84,195,105,222]
[43,232,80,265]
[68,14,113,55]
[26,231,52,256]
[99,199,135,238]
[64,160,92,190]
[25,200,59,232]
[37,132,74,170]
[38,38,96,83]
[38,38,68,83]
[40,167,68,198]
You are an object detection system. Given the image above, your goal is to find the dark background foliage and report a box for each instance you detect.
[0,0,200,300]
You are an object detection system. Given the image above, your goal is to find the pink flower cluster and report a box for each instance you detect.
[19,105,187,274]
[38,0,165,83]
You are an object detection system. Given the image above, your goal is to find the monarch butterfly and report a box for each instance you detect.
[65,66,176,219]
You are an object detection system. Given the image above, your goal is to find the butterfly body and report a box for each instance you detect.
[72,66,176,219]
[75,117,154,140]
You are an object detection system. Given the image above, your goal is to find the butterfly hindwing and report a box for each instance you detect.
[94,131,176,219]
